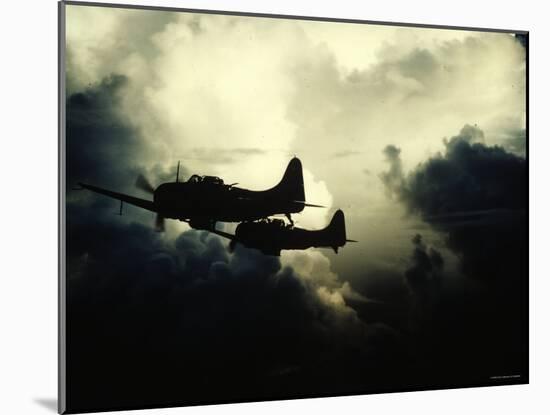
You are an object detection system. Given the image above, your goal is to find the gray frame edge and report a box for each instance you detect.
[63,0,528,34]
[58,1,67,414]
[55,2,529,413]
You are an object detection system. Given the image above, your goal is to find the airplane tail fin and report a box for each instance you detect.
[323,209,356,252]
[325,209,346,246]
[273,157,305,203]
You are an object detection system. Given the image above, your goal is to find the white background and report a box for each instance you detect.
[0,0,546,414]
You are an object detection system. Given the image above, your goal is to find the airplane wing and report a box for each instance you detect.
[209,228,284,256]
[78,183,157,213]
[208,228,238,241]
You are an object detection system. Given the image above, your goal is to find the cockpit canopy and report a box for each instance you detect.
[253,218,292,228]
[187,174,224,185]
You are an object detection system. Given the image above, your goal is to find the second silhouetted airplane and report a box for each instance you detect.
[211,209,357,256]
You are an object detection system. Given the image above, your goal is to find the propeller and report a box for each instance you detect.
[135,173,165,231]
[136,174,155,195]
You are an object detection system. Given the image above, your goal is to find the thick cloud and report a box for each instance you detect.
[63,6,527,410]
[65,75,409,412]
[66,206,410,411]
[405,234,443,300]
[401,234,447,351]
[400,125,524,217]
[65,74,186,233]
[286,33,526,188]
[381,124,526,280]
[66,5,526,240]
[380,125,527,382]
[502,127,527,157]
[66,74,138,189]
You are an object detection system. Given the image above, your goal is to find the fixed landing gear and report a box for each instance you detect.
[285,213,294,226]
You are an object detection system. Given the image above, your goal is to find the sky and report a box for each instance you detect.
[63,4,527,412]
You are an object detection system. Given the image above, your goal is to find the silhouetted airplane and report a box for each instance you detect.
[78,157,323,231]
[211,209,357,256]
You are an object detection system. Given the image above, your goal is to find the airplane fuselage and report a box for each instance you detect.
[236,225,343,254]
[227,210,349,256]
[154,182,305,226]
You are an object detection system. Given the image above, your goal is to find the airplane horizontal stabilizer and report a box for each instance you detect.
[294,201,326,208]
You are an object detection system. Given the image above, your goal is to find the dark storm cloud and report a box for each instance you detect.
[501,127,526,157]
[66,74,162,229]
[379,125,527,382]
[380,124,526,282]
[65,77,410,412]
[66,74,139,190]
[344,264,411,334]
[405,234,443,296]
[64,8,528,410]
[401,234,446,334]
[382,124,526,220]
[66,216,409,411]
[66,74,190,222]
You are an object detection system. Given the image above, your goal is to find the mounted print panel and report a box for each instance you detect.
[59,1,528,413]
